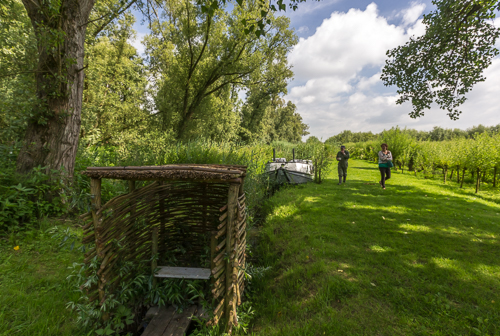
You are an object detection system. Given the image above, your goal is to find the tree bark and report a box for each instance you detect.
[460,168,466,188]
[494,166,497,188]
[17,0,95,177]
[475,168,480,193]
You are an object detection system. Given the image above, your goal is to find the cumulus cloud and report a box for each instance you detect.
[286,2,500,139]
[129,32,146,56]
[289,3,406,84]
[297,26,309,33]
[400,1,426,27]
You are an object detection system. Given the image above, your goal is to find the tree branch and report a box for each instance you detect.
[90,0,137,38]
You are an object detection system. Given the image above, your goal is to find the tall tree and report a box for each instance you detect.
[381,0,500,120]
[11,0,138,176]
[0,0,37,144]
[81,13,148,147]
[15,0,96,176]
[268,99,309,143]
[146,0,297,140]
[10,0,309,176]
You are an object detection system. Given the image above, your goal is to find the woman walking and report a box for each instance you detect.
[378,143,393,189]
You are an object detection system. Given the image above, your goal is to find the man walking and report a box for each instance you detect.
[336,145,350,185]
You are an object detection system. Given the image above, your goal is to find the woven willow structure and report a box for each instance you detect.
[80,164,247,329]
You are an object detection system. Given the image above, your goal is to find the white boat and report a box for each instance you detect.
[265,149,314,184]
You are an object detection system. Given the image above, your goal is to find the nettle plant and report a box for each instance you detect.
[66,254,209,335]
[0,166,68,232]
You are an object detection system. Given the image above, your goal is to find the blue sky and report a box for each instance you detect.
[130,1,500,139]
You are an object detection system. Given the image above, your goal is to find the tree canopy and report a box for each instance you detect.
[381,0,500,120]
[0,0,309,171]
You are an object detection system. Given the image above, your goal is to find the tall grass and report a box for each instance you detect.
[75,140,276,223]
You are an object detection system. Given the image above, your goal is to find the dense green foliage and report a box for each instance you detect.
[345,128,500,193]
[325,124,500,145]
[0,0,307,149]
[251,159,500,335]
[0,0,37,144]
[382,0,500,119]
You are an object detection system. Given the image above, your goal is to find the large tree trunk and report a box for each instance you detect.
[17,0,94,178]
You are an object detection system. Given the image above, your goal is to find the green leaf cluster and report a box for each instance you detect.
[382,0,500,120]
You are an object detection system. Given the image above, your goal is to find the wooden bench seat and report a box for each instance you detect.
[154,266,211,280]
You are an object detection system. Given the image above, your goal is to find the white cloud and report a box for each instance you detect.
[406,18,426,37]
[129,32,146,56]
[286,2,500,140]
[357,72,381,90]
[289,3,406,84]
[400,2,426,26]
[297,26,309,33]
[285,0,343,19]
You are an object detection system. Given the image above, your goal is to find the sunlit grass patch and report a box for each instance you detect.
[250,159,500,336]
[399,223,432,232]
[369,245,393,253]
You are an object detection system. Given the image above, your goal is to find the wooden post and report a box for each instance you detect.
[127,180,136,262]
[238,177,245,197]
[90,178,105,309]
[210,231,217,286]
[128,180,136,193]
[158,181,166,264]
[152,226,159,287]
[225,183,239,329]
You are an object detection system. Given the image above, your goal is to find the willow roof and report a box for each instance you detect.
[82,164,247,182]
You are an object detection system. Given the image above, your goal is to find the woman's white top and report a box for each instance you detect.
[378,150,393,164]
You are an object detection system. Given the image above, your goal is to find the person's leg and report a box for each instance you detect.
[338,165,343,185]
[379,167,386,188]
[343,164,348,183]
[385,168,391,183]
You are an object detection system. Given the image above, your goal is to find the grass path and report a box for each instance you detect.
[249,159,500,336]
[0,224,82,336]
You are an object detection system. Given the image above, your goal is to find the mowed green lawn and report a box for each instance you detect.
[250,159,500,336]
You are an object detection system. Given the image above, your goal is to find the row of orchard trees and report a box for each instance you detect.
[346,128,500,193]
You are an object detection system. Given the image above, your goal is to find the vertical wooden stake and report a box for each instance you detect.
[152,226,159,287]
[128,180,136,193]
[158,182,166,264]
[238,177,245,198]
[225,183,239,329]
[127,180,136,263]
[90,178,105,315]
[210,231,217,286]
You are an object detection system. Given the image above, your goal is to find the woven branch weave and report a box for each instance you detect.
[82,165,247,330]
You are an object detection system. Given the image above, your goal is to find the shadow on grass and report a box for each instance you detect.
[250,171,500,336]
